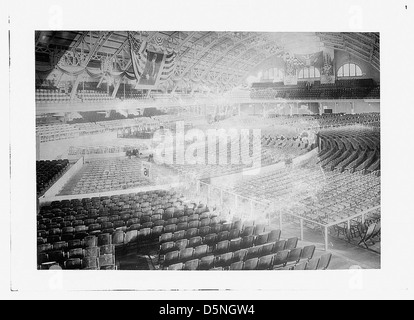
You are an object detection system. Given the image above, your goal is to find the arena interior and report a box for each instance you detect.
[36,31,380,271]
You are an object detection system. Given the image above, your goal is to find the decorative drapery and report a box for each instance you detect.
[35,65,136,81]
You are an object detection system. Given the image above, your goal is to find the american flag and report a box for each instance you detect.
[159,51,177,84]
[129,34,147,80]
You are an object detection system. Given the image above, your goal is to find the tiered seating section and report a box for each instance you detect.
[36,160,70,196]
[36,89,71,103]
[229,156,380,226]
[37,190,331,271]
[154,218,331,271]
[266,114,380,131]
[38,190,185,270]
[318,128,380,173]
[77,90,113,102]
[166,133,309,179]
[251,79,380,100]
[59,158,153,195]
[36,124,80,142]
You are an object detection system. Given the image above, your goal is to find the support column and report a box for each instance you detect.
[300,219,304,241]
[324,226,329,252]
[250,200,254,220]
[70,75,82,101]
[112,78,122,99]
[279,211,283,231]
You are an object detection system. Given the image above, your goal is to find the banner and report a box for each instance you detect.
[159,51,177,84]
[129,34,148,80]
[320,48,335,84]
[135,51,166,89]
[283,53,302,85]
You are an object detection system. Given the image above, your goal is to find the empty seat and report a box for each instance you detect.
[273,250,290,269]
[267,229,281,243]
[229,229,240,240]
[112,230,125,247]
[189,236,203,248]
[241,226,254,237]
[172,230,186,242]
[306,258,319,270]
[125,230,138,245]
[188,221,200,229]
[294,262,307,270]
[286,248,303,266]
[159,233,173,244]
[214,252,233,269]
[67,239,83,250]
[160,242,175,257]
[273,240,286,254]
[214,240,230,254]
[232,220,243,231]
[175,239,189,251]
[184,259,199,271]
[260,243,274,256]
[164,251,180,267]
[217,231,230,242]
[285,237,298,250]
[137,228,151,241]
[203,233,217,247]
[200,218,211,228]
[82,257,99,269]
[100,244,115,256]
[65,258,82,270]
[253,224,266,236]
[199,255,215,270]
[179,248,194,263]
[230,261,244,270]
[164,224,177,234]
[185,228,199,239]
[37,253,49,265]
[317,253,332,270]
[84,246,100,258]
[241,235,254,249]
[232,249,248,263]
[98,233,112,246]
[199,226,211,237]
[151,226,164,240]
[84,236,98,248]
[243,258,259,270]
[229,238,242,252]
[257,255,274,270]
[193,245,208,260]
[221,222,232,232]
[245,246,261,260]
[48,250,66,263]
[99,254,115,268]
[53,241,67,251]
[301,245,316,261]
[254,232,270,246]
[167,263,184,271]
[210,224,222,234]
[68,248,84,259]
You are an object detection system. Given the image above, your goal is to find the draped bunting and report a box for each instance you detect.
[35,65,136,82]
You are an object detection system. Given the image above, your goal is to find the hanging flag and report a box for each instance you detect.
[320,48,335,84]
[159,51,177,84]
[128,33,148,80]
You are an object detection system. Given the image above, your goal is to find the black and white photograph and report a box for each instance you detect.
[34,31,381,272]
[2,0,414,301]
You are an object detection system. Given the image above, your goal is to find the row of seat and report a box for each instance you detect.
[160,237,301,269]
